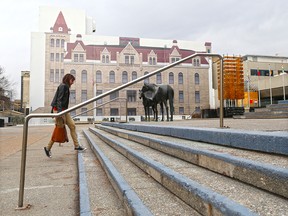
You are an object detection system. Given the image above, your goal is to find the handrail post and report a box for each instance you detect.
[219,58,224,128]
[18,117,29,208]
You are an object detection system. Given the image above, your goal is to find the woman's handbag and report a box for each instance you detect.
[51,125,69,143]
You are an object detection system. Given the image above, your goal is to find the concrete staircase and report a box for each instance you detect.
[242,104,288,119]
[77,122,288,216]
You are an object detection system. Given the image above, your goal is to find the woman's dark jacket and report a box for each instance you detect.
[51,83,70,113]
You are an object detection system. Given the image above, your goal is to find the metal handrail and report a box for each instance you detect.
[18,53,223,207]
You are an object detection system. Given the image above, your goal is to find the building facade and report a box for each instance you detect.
[242,55,288,107]
[31,8,213,121]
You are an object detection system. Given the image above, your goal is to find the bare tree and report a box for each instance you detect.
[0,66,16,110]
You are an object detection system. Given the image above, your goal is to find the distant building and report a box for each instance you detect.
[30,7,213,121]
[242,55,288,107]
[21,71,30,113]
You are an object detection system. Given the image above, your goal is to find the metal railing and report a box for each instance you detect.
[18,53,223,208]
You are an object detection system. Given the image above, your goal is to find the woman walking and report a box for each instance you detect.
[44,74,86,158]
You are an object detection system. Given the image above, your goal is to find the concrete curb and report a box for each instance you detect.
[95,125,288,198]
[89,128,257,216]
[83,130,153,216]
[102,122,288,156]
[78,152,92,216]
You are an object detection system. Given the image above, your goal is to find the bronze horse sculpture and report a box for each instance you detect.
[140,83,174,121]
[139,90,157,121]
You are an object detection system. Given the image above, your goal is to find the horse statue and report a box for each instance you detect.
[140,83,174,121]
[139,90,157,121]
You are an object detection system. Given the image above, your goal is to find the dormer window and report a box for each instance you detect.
[58,27,63,32]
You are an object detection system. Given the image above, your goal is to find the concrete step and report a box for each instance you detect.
[77,134,126,215]
[83,130,198,216]
[94,124,288,198]
[101,122,288,156]
[85,126,288,216]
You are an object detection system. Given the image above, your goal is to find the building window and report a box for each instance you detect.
[169,72,174,84]
[179,91,184,103]
[110,91,119,100]
[60,69,64,80]
[81,90,87,102]
[144,71,149,84]
[70,70,76,82]
[56,53,59,62]
[81,108,87,116]
[122,71,128,83]
[195,73,200,85]
[74,54,78,62]
[179,107,184,115]
[125,55,134,64]
[127,108,136,116]
[50,53,54,61]
[109,71,115,83]
[127,90,136,102]
[55,69,59,83]
[156,73,162,84]
[81,70,87,83]
[61,53,64,62]
[149,57,156,65]
[79,54,84,62]
[96,108,102,116]
[96,90,103,104]
[56,39,60,47]
[61,39,65,48]
[96,70,102,83]
[70,90,76,104]
[50,69,54,82]
[132,71,137,80]
[171,57,180,63]
[178,72,183,84]
[110,108,119,116]
[50,39,54,47]
[193,58,200,66]
[195,91,200,103]
[102,55,110,63]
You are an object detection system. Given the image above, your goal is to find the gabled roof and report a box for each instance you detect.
[65,39,209,65]
[51,11,70,33]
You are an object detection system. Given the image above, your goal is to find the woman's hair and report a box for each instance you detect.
[62,74,75,87]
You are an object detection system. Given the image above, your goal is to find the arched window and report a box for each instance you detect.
[96,70,102,83]
[195,73,200,85]
[109,71,115,83]
[132,71,137,80]
[169,72,174,84]
[178,72,183,84]
[156,73,162,84]
[50,39,54,47]
[56,39,60,47]
[70,69,76,82]
[105,55,109,63]
[102,55,105,63]
[122,71,128,83]
[61,39,65,48]
[81,70,87,83]
[144,71,149,84]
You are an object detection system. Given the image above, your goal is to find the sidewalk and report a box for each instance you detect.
[0,119,287,215]
[0,124,88,216]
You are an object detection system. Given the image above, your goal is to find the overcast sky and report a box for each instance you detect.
[1,0,288,99]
